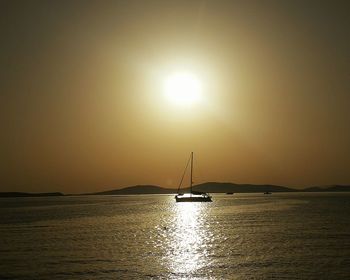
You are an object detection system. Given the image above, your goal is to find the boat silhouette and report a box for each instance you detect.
[175,152,212,202]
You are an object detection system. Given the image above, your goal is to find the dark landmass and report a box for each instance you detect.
[88,182,349,195]
[92,185,175,195]
[192,182,294,193]
[90,182,292,196]
[1,184,349,197]
[0,192,64,197]
[302,185,350,192]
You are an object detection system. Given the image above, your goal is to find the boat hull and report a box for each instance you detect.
[175,195,212,202]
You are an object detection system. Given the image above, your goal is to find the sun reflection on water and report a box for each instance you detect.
[165,202,212,277]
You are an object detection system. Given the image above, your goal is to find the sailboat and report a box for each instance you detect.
[175,152,212,202]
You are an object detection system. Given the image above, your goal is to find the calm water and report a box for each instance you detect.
[0,193,349,279]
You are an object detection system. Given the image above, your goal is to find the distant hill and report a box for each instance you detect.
[91,183,350,195]
[92,185,175,195]
[0,192,64,197]
[1,183,349,197]
[303,185,350,192]
[90,182,295,195]
[192,182,294,193]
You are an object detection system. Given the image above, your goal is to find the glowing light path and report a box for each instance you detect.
[164,202,213,277]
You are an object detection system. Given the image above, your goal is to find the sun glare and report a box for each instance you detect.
[163,72,203,107]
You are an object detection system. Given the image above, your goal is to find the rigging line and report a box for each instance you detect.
[176,153,192,194]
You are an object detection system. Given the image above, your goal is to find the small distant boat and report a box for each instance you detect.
[175,152,212,202]
[226,192,234,195]
[264,191,272,195]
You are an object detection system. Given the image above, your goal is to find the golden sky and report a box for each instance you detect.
[1,1,350,193]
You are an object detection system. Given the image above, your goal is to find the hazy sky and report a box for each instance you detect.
[1,0,350,193]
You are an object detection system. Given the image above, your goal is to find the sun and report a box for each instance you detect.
[163,72,203,107]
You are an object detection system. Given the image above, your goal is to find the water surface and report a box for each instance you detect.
[1,193,349,279]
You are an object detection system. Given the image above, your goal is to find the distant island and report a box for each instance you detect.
[91,185,175,195]
[302,185,350,192]
[0,192,64,198]
[1,183,350,197]
[90,182,294,195]
[88,182,350,195]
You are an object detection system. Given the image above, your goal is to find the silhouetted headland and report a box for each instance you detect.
[0,192,64,197]
[87,183,350,195]
[91,185,174,195]
[302,185,350,192]
[2,184,349,197]
[192,182,293,193]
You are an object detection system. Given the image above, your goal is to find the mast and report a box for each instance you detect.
[190,152,193,194]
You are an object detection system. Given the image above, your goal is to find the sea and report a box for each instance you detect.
[0,192,349,279]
